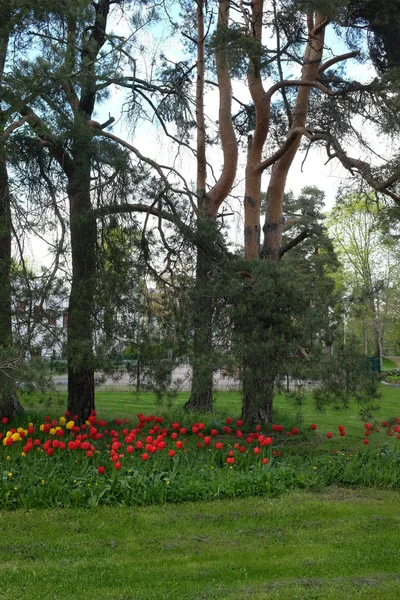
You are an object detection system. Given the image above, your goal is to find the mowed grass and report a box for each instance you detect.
[3,387,400,599]
[1,487,400,600]
[382,357,399,370]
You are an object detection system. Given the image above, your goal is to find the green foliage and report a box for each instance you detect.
[347,0,400,73]
[208,22,266,80]
[327,193,400,356]
[313,339,380,417]
[156,59,196,138]
[281,187,340,351]
[0,347,53,399]
[217,259,311,387]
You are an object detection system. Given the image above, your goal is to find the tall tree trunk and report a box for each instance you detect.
[241,11,327,423]
[372,317,382,366]
[364,321,368,355]
[244,0,270,261]
[65,0,110,421]
[0,145,23,419]
[0,25,23,420]
[66,140,96,421]
[185,1,213,411]
[186,0,237,411]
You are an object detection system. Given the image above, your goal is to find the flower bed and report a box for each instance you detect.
[1,411,400,509]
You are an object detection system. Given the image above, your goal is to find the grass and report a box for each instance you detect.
[20,384,400,442]
[2,387,400,598]
[1,487,400,599]
[382,357,398,370]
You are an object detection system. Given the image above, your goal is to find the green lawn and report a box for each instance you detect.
[1,487,400,600]
[2,386,400,598]
[20,384,400,441]
[382,357,398,370]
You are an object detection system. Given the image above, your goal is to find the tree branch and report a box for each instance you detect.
[94,129,194,200]
[325,135,400,202]
[278,229,310,258]
[318,51,360,74]
[265,78,359,100]
[1,92,74,177]
[92,201,177,223]
[257,127,312,172]
[312,17,329,35]
[2,117,28,139]
[134,87,195,155]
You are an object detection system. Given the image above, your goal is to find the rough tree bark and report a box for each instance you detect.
[66,142,97,420]
[65,0,110,421]
[261,13,326,260]
[4,4,107,422]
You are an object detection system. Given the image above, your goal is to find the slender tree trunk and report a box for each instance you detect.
[66,141,97,421]
[372,317,382,365]
[0,148,23,419]
[244,0,270,261]
[0,25,23,420]
[364,321,368,355]
[184,0,214,411]
[186,0,237,411]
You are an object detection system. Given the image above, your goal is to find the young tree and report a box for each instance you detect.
[328,195,400,364]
